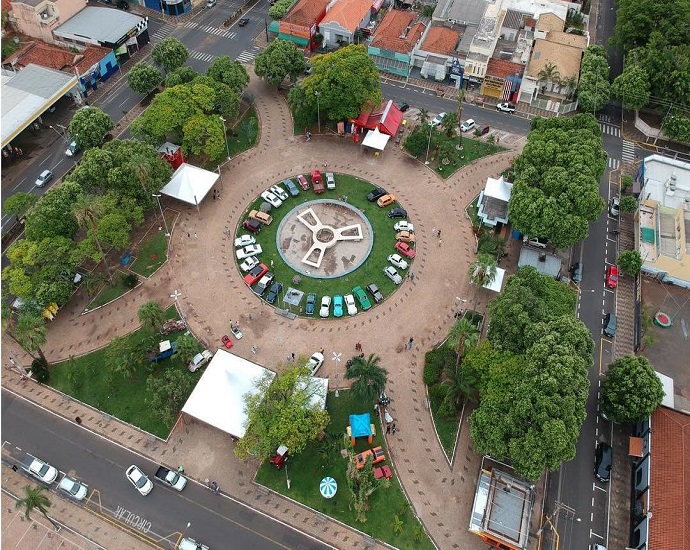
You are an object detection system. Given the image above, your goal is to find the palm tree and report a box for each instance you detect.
[416,108,429,125]
[537,62,561,93]
[72,196,113,284]
[446,317,479,367]
[456,89,465,120]
[345,353,388,404]
[14,311,48,362]
[440,360,478,416]
[440,112,459,138]
[561,75,578,99]
[138,301,166,334]
[468,253,497,313]
[15,485,60,531]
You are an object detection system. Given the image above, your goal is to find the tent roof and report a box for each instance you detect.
[361,128,390,151]
[160,163,218,206]
[353,100,403,136]
[182,350,274,439]
[349,413,372,437]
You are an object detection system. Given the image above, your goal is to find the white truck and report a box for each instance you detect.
[22,454,58,484]
[154,466,187,491]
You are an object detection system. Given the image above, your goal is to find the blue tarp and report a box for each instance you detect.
[349,413,372,438]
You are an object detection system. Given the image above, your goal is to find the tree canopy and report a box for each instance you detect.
[617,249,643,276]
[207,56,249,93]
[288,45,381,125]
[151,37,189,73]
[508,114,606,248]
[576,46,611,114]
[611,64,651,111]
[67,106,113,151]
[254,39,307,87]
[235,364,329,461]
[601,355,663,423]
[127,62,162,95]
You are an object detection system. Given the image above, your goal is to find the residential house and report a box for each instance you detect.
[319,0,374,48]
[9,0,85,44]
[463,1,507,84]
[482,58,523,101]
[518,26,587,108]
[412,25,462,81]
[631,407,690,550]
[368,9,426,77]
[52,7,150,64]
[2,40,118,94]
[477,175,513,227]
[276,0,330,51]
[635,154,690,289]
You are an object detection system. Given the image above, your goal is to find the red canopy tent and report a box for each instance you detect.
[352,100,404,137]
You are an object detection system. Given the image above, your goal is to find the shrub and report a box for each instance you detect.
[123,274,139,288]
[439,394,459,418]
[31,357,49,382]
[618,250,643,276]
[621,175,633,192]
[427,382,448,403]
[424,347,455,385]
[620,195,637,212]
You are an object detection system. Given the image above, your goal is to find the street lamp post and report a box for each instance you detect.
[315,91,321,133]
[425,123,433,165]
[332,351,342,397]
[152,194,170,237]
[219,116,231,160]
[49,125,69,143]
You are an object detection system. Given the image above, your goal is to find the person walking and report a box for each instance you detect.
[437,229,442,239]
[432,227,437,237]
[407,337,414,350]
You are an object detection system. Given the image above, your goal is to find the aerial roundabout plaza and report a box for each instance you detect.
[235,172,415,318]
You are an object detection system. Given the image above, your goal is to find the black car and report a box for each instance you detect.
[365,283,384,303]
[603,312,617,337]
[594,441,612,482]
[305,293,316,315]
[238,17,250,26]
[243,219,262,234]
[397,102,409,112]
[266,282,283,304]
[388,208,407,219]
[366,187,388,202]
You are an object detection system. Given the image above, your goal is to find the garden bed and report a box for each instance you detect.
[130,210,178,278]
[84,271,140,312]
[255,390,433,549]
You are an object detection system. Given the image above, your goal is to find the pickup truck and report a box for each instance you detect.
[154,466,187,491]
[22,454,58,484]
[148,340,177,362]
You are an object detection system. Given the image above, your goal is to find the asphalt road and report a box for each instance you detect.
[1,389,330,550]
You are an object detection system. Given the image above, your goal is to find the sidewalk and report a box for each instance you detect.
[2,74,526,550]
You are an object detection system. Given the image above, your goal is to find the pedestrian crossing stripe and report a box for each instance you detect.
[184,22,199,29]
[189,50,216,63]
[599,123,620,137]
[236,50,256,62]
[621,140,636,161]
[608,157,620,170]
[152,23,175,41]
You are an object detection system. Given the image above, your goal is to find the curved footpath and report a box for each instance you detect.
[2,74,526,550]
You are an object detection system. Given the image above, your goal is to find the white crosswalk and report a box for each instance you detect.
[608,157,620,170]
[183,21,236,39]
[622,140,636,162]
[152,23,175,42]
[236,48,259,63]
[599,123,620,137]
[189,50,216,63]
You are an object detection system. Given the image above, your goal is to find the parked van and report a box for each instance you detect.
[603,312,617,337]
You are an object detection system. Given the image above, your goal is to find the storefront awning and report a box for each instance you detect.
[278,33,309,47]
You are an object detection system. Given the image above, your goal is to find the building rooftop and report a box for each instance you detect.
[526,34,586,81]
[433,0,488,27]
[287,0,330,25]
[649,407,690,550]
[535,11,564,32]
[517,249,561,278]
[469,464,533,550]
[321,0,374,33]
[53,7,145,44]
[370,9,426,53]
[486,58,524,79]
[421,25,462,56]
[3,41,111,75]
[503,9,526,29]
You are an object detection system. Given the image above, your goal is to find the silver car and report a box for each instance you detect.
[58,475,88,501]
[126,465,153,496]
[384,266,403,285]
[35,169,54,187]
[260,190,282,208]
[270,185,289,201]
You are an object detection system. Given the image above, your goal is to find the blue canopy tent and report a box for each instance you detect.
[348,413,374,446]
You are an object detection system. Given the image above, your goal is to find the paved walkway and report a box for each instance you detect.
[2,73,526,550]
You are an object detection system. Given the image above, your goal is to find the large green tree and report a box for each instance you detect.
[3,192,37,220]
[14,310,48,361]
[577,46,611,113]
[207,56,250,93]
[165,66,198,87]
[138,301,166,333]
[611,64,651,111]
[508,114,606,248]
[617,249,643,276]
[403,126,431,158]
[71,196,113,284]
[345,353,388,404]
[151,37,189,74]
[146,368,196,426]
[235,364,330,461]
[67,106,113,150]
[255,39,307,87]
[289,45,381,124]
[601,355,664,423]
[487,267,577,354]
[24,181,83,241]
[127,62,162,95]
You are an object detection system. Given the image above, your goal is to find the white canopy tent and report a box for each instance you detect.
[182,350,274,439]
[159,163,218,206]
[361,127,391,151]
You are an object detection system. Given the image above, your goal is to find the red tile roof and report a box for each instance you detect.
[486,58,524,79]
[2,0,12,12]
[649,407,690,550]
[287,0,330,25]
[3,40,111,75]
[370,9,425,54]
[321,0,373,33]
[421,26,460,56]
